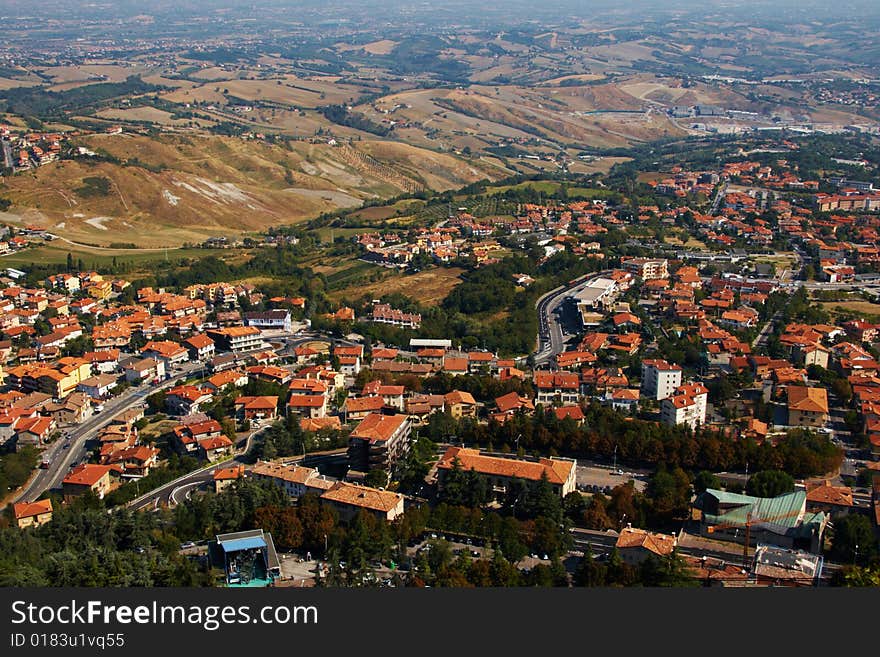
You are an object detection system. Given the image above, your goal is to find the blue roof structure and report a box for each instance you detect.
[219,536,267,552]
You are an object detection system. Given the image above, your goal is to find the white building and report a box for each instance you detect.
[641,359,683,400]
[660,383,709,429]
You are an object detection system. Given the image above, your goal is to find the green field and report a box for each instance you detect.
[484,181,618,199]
[0,243,216,273]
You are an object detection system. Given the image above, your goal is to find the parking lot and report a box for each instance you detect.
[575,465,647,494]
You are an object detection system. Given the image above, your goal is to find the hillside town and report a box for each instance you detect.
[3,133,880,587]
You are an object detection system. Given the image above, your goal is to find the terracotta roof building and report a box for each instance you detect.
[13,498,53,529]
[347,412,411,474]
[435,446,577,498]
[615,526,677,565]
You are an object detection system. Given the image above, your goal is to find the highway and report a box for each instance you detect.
[533,271,608,367]
[13,361,204,504]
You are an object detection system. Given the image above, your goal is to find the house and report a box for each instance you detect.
[234,396,279,422]
[76,374,119,399]
[615,526,677,565]
[62,464,113,502]
[199,435,233,462]
[805,480,853,516]
[343,395,386,422]
[362,381,405,411]
[300,416,343,433]
[293,346,320,364]
[12,499,53,529]
[246,365,292,386]
[106,445,160,477]
[141,340,189,366]
[370,347,399,363]
[0,408,39,447]
[213,464,245,493]
[165,385,213,416]
[369,303,421,329]
[405,393,446,425]
[493,391,535,421]
[347,412,411,474]
[336,354,362,376]
[444,390,478,419]
[787,386,829,428]
[205,369,249,393]
[319,482,405,522]
[607,388,641,413]
[13,416,56,449]
[533,371,581,406]
[442,357,469,376]
[435,447,577,498]
[286,394,327,419]
[124,357,166,384]
[622,257,668,280]
[184,334,216,361]
[554,405,585,424]
[43,391,93,425]
[173,418,223,455]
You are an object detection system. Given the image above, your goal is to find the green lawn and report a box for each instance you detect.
[1,243,218,272]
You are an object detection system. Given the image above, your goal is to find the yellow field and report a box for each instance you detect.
[96,106,208,127]
[0,77,40,90]
[336,39,398,55]
[330,267,464,305]
[820,301,880,318]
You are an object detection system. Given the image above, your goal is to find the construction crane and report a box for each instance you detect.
[705,506,805,570]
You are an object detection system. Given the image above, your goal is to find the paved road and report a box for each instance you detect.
[125,437,348,512]
[534,271,609,367]
[13,361,203,504]
[709,182,729,215]
[1,138,13,170]
[752,310,781,349]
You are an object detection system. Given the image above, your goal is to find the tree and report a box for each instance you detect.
[830,514,877,565]
[582,493,614,530]
[746,470,795,498]
[364,469,389,489]
[645,465,692,524]
[693,471,720,494]
[574,548,606,586]
[639,550,699,587]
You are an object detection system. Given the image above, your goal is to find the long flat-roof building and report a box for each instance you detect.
[207,326,264,353]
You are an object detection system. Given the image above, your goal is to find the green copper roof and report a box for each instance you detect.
[698,488,808,533]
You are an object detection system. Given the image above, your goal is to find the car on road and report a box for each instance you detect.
[180,541,196,549]
[39,460,51,469]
